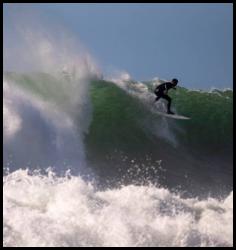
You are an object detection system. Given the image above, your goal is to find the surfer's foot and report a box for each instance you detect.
[167,111,175,115]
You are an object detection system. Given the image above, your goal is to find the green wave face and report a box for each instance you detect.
[170,87,233,152]
[5,72,232,155]
[85,79,232,195]
[86,80,157,153]
[86,79,233,156]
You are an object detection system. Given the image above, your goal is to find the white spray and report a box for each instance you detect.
[3,169,233,247]
[3,6,99,173]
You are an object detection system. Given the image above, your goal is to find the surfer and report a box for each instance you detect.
[154,78,178,114]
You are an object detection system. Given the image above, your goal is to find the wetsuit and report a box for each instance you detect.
[154,82,176,113]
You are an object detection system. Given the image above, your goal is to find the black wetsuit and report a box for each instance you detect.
[154,82,176,113]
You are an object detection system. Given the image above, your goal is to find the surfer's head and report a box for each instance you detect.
[172,78,178,86]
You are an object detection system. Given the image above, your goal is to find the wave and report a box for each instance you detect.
[84,78,232,196]
[3,71,233,247]
[3,72,233,196]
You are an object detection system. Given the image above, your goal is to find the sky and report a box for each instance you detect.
[3,3,233,90]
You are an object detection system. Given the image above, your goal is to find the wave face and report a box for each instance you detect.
[3,72,233,247]
[85,79,233,197]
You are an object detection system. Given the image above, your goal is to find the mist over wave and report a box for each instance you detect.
[3,75,90,175]
[3,5,100,174]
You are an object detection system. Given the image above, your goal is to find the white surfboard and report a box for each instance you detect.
[155,110,190,120]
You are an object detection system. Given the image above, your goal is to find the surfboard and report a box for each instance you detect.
[155,111,190,120]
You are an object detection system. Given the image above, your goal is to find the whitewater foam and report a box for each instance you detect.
[3,82,22,141]
[3,169,233,247]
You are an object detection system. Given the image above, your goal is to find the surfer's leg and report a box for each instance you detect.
[154,92,162,103]
[154,90,164,103]
[155,96,161,102]
[162,95,173,113]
